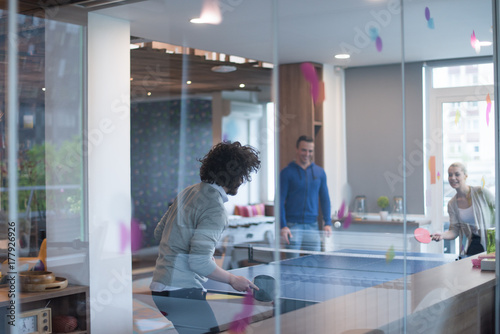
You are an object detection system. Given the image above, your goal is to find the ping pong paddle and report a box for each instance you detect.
[253,274,275,302]
[414,228,433,243]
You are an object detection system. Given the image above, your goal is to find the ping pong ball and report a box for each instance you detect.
[334,221,341,228]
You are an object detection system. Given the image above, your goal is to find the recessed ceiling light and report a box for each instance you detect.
[190,18,205,24]
[334,54,350,59]
[186,81,192,85]
[239,83,245,88]
[211,65,237,73]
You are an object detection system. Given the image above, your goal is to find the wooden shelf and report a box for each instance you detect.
[0,284,90,333]
[279,62,324,169]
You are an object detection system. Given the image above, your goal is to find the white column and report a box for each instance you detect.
[88,13,132,333]
[323,65,348,251]
[323,65,348,214]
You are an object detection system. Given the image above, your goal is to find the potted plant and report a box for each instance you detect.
[377,196,389,220]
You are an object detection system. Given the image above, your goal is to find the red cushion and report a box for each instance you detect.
[234,203,265,217]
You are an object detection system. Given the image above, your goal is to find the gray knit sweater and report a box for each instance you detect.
[150,182,228,290]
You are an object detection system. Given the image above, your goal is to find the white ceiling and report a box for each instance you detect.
[94,0,494,67]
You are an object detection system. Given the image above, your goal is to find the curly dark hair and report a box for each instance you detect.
[199,141,261,191]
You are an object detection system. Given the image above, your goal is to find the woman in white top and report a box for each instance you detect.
[432,162,495,256]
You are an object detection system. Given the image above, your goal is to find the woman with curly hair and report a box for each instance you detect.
[150,141,261,333]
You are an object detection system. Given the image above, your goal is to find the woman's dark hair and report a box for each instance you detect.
[199,141,261,190]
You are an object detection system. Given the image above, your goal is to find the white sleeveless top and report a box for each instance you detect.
[458,206,479,234]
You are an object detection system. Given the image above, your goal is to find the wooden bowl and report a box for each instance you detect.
[20,271,56,285]
[21,277,68,292]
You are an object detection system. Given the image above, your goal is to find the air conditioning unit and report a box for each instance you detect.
[222,100,263,119]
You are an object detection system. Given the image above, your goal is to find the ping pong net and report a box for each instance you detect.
[246,244,456,265]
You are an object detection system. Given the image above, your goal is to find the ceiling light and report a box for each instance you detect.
[211,65,237,73]
[186,81,192,85]
[191,0,222,25]
[190,18,206,24]
[334,54,350,59]
[147,92,152,96]
[239,83,245,88]
[479,41,493,47]
[189,16,221,24]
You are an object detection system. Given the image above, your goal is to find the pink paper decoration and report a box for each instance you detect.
[229,290,254,333]
[486,93,492,126]
[300,62,320,104]
[338,200,346,220]
[471,30,477,49]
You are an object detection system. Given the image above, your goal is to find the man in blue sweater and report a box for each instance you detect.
[280,135,332,257]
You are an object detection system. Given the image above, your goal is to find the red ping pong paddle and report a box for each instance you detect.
[414,228,433,243]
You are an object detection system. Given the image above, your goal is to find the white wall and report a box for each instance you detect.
[88,13,133,333]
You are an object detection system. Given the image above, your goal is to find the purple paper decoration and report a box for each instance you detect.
[343,211,353,229]
[376,36,383,52]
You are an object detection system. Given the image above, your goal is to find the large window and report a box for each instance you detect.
[426,62,495,248]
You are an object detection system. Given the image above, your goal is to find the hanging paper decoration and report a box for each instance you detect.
[343,211,353,229]
[470,30,487,54]
[338,200,346,220]
[375,36,383,52]
[454,109,461,126]
[228,290,254,333]
[424,7,435,29]
[369,27,383,52]
[471,30,478,50]
[386,245,395,263]
[335,200,353,230]
[429,156,436,184]
[300,62,320,104]
[486,93,492,126]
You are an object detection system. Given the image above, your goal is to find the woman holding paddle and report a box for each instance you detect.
[432,162,495,256]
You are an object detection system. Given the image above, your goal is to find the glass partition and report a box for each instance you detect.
[1,0,498,333]
[1,6,88,334]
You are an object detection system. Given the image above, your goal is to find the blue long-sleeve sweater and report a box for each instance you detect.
[279,161,332,228]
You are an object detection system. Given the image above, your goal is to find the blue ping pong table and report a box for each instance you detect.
[203,249,457,307]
